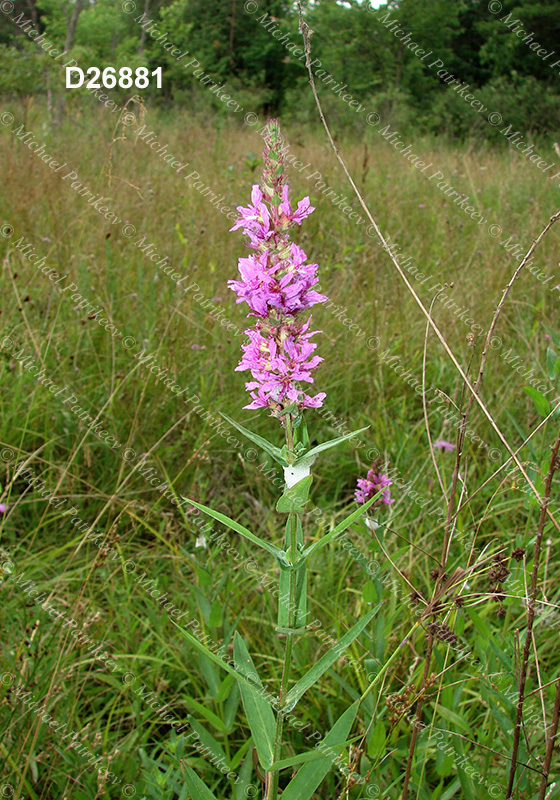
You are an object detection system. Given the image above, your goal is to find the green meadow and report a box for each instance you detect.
[1,102,560,799]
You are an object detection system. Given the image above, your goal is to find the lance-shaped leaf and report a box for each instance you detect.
[181,761,219,800]
[283,605,380,713]
[184,499,286,562]
[547,347,560,380]
[301,491,383,562]
[277,516,307,629]
[293,514,307,627]
[276,475,313,513]
[270,734,361,771]
[277,564,292,630]
[280,701,360,800]
[523,386,551,418]
[171,620,279,700]
[183,700,229,734]
[233,633,277,771]
[220,413,287,465]
[293,427,369,466]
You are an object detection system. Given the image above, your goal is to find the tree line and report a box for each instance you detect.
[1,0,559,139]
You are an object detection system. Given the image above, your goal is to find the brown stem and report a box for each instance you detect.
[294,8,560,797]
[295,0,560,535]
[506,427,560,799]
[400,635,435,798]
[402,368,472,799]
[538,676,560,800]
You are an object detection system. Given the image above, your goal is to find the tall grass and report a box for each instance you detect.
[0,100,559,799]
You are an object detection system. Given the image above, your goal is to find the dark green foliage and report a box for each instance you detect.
[1,0,560,136]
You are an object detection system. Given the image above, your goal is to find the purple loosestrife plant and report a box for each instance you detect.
[176,121,398,800]
[228,123,326,414]
[355,468,395,507]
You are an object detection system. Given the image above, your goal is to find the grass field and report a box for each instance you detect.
[1,100,560,800]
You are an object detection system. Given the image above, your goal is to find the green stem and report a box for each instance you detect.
[360,619,423,704]
[285,413,295,464]
[265,488,300,799]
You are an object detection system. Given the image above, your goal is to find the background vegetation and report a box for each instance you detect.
[1,1,560,798]
[1,0,560,138]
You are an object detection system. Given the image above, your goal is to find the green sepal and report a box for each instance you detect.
[276,475,313,513]
[282,604,380,712]
[233,633,277,771]
[220,412,287,465]
[279,701,360,800]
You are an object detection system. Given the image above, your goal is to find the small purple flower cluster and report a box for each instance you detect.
[229,120,327,414]
[433,439,455,452]
[355,469,395,507]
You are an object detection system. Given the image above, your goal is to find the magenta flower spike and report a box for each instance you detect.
[229,120,327,416]
[356,468,395,507]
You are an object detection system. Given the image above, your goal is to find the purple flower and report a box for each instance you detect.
[433,439,455,452]
[355,469,394,507]
[0,503,9,514]
[235,320,326,410]
[229,185,271,240]
[229,120,327,415]
[279,186,315,225]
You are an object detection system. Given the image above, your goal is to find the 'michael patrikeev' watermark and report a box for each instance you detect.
[123,3,244,112]
[1,5,120,113]
[244,3,380,126]
[489,3,560,74]
[369,5,560,184]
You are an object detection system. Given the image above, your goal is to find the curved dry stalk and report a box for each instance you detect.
[295,10,560,799]
[422,288,449,501]
[506,426,560,799]
[295,2,560,535]
[5,263,46,367]
[402,279,474,799]
[538,676,560,800]
[454,401,560,518]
